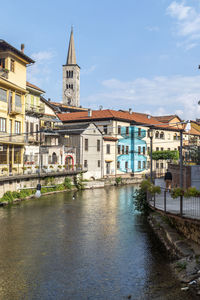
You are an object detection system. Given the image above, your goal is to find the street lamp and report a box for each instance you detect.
[148,128,154,183]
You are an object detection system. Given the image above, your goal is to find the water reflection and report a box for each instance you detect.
[0,186,196,299]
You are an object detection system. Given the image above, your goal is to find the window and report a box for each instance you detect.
[155,131,159,138]
[168,134,171,140]
[160,132,164,139]
[168,148,170,151]
[85,139,88,151]
[143,147,145,155]
[138,128,141,136]
[0,58,5,68]
[30,123,34,136]
[103,125,108,134]
[15,94,21,107]
[161,147,164,151]
[156,162,159,168]
[66,70,73,78]
[0,88,7,102]
[10,59,15,72]
[98,160,100,167]
[126,127,129,135]
[118,125,121,135]
[125,161,128,169]
[52,152,57,164]
[0,118,6,132]
[0,145,7,164]
[14,146,21,163]
[160,162,164,169]
[147,161,150,169]
[143,161,146,169]
[36,124,39,141]
[138,161,141,169]
[156,147,159,151]
[118,145,121,154]
[126,146,129,154]
[106,144,110,154]
[122,145,125,154]
[138,146,141,154]
[84,160,88,168]
[97,139,100,151]
[147,147,150,153]
[15,121,21,134]
[117,161,120,169]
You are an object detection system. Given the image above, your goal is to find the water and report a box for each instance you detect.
[0,185,196,299]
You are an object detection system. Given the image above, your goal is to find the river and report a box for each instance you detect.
[0,185,196,299]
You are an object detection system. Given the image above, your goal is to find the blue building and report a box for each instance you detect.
[117,126,147,174]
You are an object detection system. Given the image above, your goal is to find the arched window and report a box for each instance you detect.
[160,131,164,139]
[52,152,57,164]
[155,131,159,139]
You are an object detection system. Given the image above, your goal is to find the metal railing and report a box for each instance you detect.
[147,187,200,220]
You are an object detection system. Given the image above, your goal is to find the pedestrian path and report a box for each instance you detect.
[149,178,200,220]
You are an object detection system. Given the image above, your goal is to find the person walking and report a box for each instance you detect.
[164,169,172,191]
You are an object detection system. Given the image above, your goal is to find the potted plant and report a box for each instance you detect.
[57,165,62,172]
[2,167,8,176]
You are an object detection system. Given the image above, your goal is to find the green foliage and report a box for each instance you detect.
[140,179,152,191]
[171,187,184,199]
[2,167,8,172]
[151,150,179,161]
[184,187,200,198]
[1,191,14,202]
[64,177,72,190]
[115,177,122,186]
[149,185,161,195]
[44,177,55,186]
[134,187,149,215]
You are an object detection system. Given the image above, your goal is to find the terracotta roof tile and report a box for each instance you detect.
[57,109,179,131]
[26,81,45,93]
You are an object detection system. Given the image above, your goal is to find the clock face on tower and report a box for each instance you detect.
[64,88,73,98]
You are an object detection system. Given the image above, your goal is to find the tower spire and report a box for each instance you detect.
[66,27,76,65]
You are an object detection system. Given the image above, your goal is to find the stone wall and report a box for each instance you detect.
[169,164,191,189]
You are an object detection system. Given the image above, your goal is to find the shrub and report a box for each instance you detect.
[171,187,184,199]
[184,187,200,198]
[0,191,14,202]
[134,187,149,215]
[2,167,8,172]
[64,177,72,189]
[115,177,122,186]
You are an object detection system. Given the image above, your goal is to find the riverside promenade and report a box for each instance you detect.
[149,178,200,220]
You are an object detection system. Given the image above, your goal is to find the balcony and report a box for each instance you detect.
[135,130,146,139]
[0,66,9,79]
[8,104,22,115]
[0,133,25,144]
[25,103,45,115]
[25,135,39,144]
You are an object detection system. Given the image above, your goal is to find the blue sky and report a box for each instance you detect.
[2,0,200,120]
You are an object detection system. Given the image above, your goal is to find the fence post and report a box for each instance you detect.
[164,190,166,212]
[180,195,183,217]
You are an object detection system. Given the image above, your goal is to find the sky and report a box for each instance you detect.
[2,0,200,120]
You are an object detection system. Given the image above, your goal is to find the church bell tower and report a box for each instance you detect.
[62,27,80,106]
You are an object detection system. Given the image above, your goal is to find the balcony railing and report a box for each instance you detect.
[0,66,9,79]
[0,133,25,144]
[25,104,45,114]
[8,104,22,115]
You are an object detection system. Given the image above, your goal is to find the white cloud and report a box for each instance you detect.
[82,75,200,120]
[27,50,56,90]
[82,64,97,75]
[32,51,55,61]
[167,1,200,48]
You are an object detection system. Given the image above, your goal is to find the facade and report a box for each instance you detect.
[57,109,183,178]
[62,28,80,107]
[0,40,34,175]
[59,123,103,179]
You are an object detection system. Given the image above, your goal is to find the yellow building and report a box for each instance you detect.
[0,40,34,175]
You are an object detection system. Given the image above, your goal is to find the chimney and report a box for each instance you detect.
[129,108,132,114]
[48,98,51,102]
[88,109,92,117]
[21,43,25,53]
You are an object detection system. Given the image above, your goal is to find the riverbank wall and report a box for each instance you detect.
[148,211,200,296]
